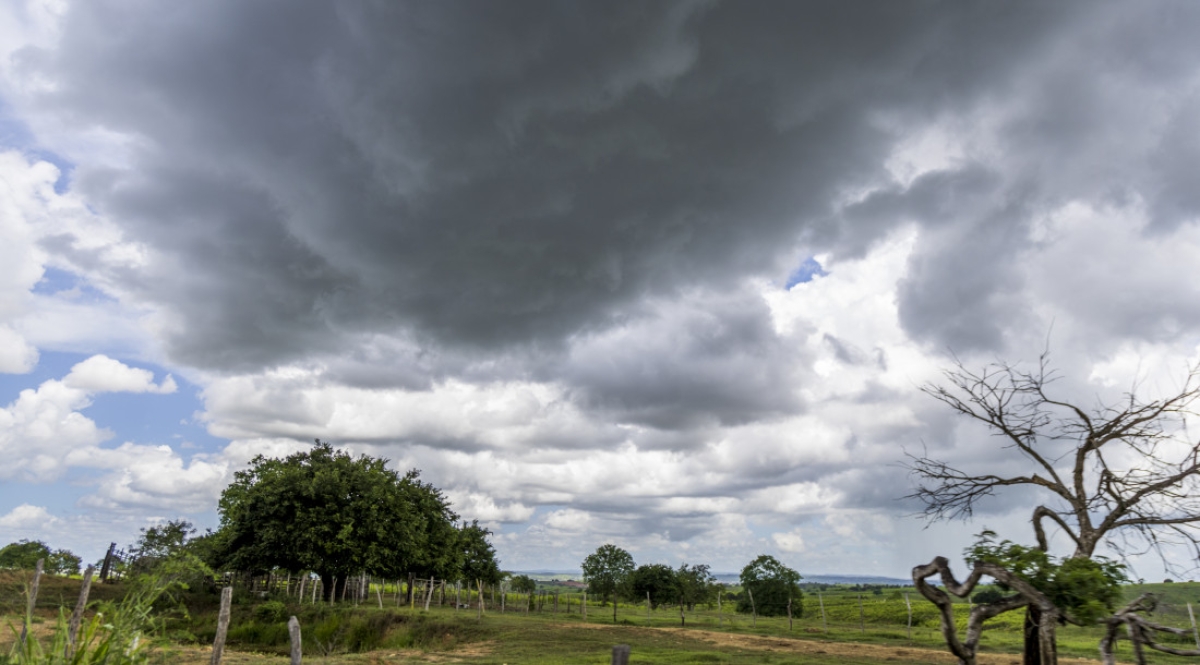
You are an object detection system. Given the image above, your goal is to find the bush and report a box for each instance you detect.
[253,600,287,623]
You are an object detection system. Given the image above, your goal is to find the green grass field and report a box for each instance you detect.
[5,572,1200,664]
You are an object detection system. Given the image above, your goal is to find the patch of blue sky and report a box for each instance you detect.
[0,350,226,455]
[32,267,116,304]
[784,256,828,289]
[0,98,74,194]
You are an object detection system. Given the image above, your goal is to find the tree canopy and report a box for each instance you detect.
[737,554,801,617]
[581,543,635,620]
[630,563,677,609]
[509,573,537,594]
[676,563,719,611]
[458,521,502,586]
[216,440,463,600]
[0,540,80,576]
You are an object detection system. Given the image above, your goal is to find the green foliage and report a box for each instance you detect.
[252,600,287,623]
[966,530,1126,624]
[215,440,458,599]
[509,574,537,594]
[737,554,802,617]
[580,544,635,606]
[970,586,1005,604]
[630,564,677,609]
[2,567,189,664]
[0,542,51,571]
[44,551,81,577]
[676,563,719,610]
[457,521,502,586]
[0,541,79,577]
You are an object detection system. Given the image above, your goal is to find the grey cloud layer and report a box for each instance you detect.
[20,1,1154,374]
[11,1,1200,572]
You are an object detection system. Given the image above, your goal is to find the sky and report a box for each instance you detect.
[2,0,1200,580]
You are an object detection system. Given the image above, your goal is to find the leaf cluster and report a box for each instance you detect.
[580,544,634,604]
[214,441,467,589]
[966,530,1126,624]
[0,541,81,576]
[737,554,802,617]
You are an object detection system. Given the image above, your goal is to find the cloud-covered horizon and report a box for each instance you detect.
[3,0,1200,578]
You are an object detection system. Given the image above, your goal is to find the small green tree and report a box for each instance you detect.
[46,548,82,576]
[0,540,51,570]
[630,563,677,609]
[581,544,635,622]
[737,554,802,617]
[509,574,537,594]
[676,562,718,611]
[457,520,502,586]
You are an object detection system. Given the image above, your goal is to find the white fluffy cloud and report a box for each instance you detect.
[0,355,216,509]
[0,504,58,530]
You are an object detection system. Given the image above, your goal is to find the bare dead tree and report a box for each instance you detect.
[907,353,1200,664]
[912,556,1055,665]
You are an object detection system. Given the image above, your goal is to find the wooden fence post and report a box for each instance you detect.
[297,575,306,604]
[904,592,912,641]
[477,580,484,620]
[211,586,233,665]
[748,588,756,628]
[19,558,44,648]
[1189,602,1200,650]
[818,591,827,632]
[99,543,116,582]
[858,594,864,633]
[787,597,792,631]
[66,565,95,658]
[717,589,722,628]
[612,644,631,665]
[376,578,384,609]
[287,615,302,665]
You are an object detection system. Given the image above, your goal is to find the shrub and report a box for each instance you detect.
[253,600,287,623]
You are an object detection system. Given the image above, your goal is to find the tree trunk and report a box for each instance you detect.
[1023,607,1042,665]
[320,572,346,603]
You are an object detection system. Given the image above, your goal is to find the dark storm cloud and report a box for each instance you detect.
[556,287,806,431]
[18,0,1100,375]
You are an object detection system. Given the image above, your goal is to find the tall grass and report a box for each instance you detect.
[3,574,181,665]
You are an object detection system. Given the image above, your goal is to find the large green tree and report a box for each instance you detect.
[216,441,458,601]
[737,555,802,617]
[581,544,635,621]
